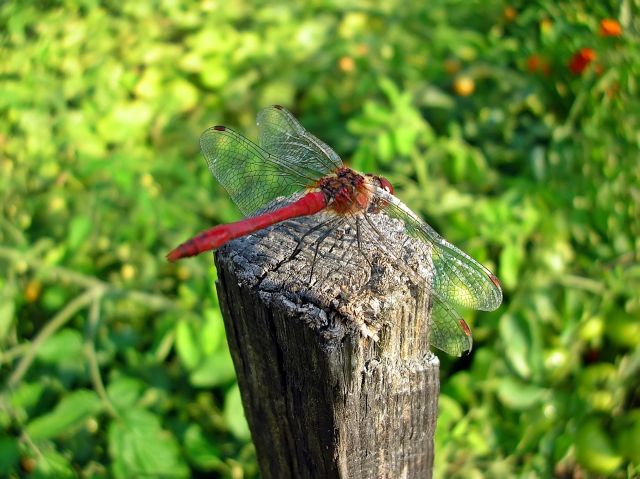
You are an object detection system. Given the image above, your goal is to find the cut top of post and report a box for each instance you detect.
[217,208,434,357]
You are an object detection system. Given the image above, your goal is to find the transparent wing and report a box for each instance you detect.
[200,126,319,216]
[370,186,503,312]
[257,105,343,177]
[429,296,473,356]
[356,210,474,356]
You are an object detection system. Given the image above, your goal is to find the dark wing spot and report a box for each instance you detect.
[273,104,284,110]
[213,125,226,131]
[459,319,472,337]
[489,274,502,289]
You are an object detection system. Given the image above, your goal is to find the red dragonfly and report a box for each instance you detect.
[167,105,502,356]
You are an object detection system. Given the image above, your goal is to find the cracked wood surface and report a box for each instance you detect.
[214,210,439,479]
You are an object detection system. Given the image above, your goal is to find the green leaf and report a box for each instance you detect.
[106,376,145,411]
[496,377,546,410]
[616,410,640,463]
[499,314,531,378]
[376,132,394,164]
[109,408,189,479]
[0,435,20,476]
[190,350,236,387]
[36,328,84,364]
[168,78,199,113]
[499,241,522,290]
[176,319,202,370]
[67,216,92,250]
[26,390,102,439]
[200,307,225,355]
[443,372,475,406]
[575,420,623,475]
[605,309,640,348]
[436,394,464,433]
[9,381,44,412]
[224,384,250,440]
[31,450,75,479]
[184,424,224,470]
[0,297,15,342]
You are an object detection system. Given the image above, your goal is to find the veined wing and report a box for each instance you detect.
[355,210,474,356]
[430,296,473,356]
[257,105,343,177]
[370,186,503,312]
[200,125,319,216]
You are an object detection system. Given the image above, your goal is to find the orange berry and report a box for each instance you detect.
[338,56,355,73]
[503,6,517,21]
[25,280,41,302]
[453,76,475,96]
[599,19,622,37]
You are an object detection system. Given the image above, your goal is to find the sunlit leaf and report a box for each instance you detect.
[26,390,102,439]
[190,350,236,388]
[109,408,189,479]
[37,329,83,364]
[176,319,202,370]
[224,384,250,440]
[575,420,623,475]
[496,377,546,410]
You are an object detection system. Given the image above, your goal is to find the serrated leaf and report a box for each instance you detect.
[26,390,102,439]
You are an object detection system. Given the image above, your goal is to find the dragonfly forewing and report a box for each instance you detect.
[257,105,343,177]
[371,187,503,312]
[200,126,314,216]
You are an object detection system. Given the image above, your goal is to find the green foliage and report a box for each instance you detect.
[1,0,638,477]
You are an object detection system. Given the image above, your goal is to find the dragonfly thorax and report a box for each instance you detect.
[316,167,374,215]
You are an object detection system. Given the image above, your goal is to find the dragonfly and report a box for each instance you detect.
[167,105,502,356]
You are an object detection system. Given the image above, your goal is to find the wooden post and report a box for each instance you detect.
[214,213,439,479]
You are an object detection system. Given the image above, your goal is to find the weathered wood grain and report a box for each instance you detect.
[214,211,439,479]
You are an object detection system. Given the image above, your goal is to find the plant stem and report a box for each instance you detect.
[0,244,175,310]
[5,287,103,389]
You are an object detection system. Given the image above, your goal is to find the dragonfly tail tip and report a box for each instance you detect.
[166,248,182,262]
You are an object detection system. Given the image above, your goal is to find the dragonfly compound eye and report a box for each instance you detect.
[378,176,394,195]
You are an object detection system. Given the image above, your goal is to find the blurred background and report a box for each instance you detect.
[1,0,639,477]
